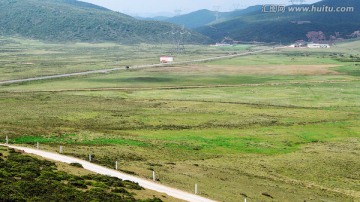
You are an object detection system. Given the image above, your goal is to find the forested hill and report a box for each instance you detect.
[196,0,360,43]
[0,0,210,44]
[159,6,262,29]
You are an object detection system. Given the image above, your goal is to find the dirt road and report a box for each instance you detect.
[0,47,284,85]
[0,144,217,202]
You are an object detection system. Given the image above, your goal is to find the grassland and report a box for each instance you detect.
[0,37,254,81]
[0,38,359,201]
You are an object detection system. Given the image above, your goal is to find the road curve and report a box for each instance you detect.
[0,144,217,202]
[0,47,284,85]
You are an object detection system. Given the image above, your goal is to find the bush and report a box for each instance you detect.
[0,151,155,201]
[112,188,129,194]
[69,162,83,168]
[69,180,87,189]
[124,181,144,190]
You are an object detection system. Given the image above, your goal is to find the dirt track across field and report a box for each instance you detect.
[0,46,285,85]
[3,79,357,93]
[0,144,217,202]
[144,64,341,75]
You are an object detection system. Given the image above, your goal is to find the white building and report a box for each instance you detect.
[210,43,233,47]
[160,56,174,63]
[307,43,330,48]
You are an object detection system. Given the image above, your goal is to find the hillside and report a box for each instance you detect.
[0,0,209,44]
[160,6,262,29]
[56,0,110,11]
[196,0,360,43]
[164,9,217,29]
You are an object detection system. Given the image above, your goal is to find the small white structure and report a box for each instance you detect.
[160,56,174,63]
[307,43,330,48]
[210,43,233,47]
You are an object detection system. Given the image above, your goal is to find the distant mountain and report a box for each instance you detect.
[159,6,263,29]
[58,0,110,11]
[196,0,360,43]
[137,16,170,21]
[164,9,217,29]
[0,0,210,44]
[220,6,263,19]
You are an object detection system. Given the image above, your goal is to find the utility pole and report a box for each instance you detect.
[152,171,156,181]
[289,0,306,4]
[213,6,221,21]
[164,25,191,54]
[174,9,182,16]
[233,3,240,10]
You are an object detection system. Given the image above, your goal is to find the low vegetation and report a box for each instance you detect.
[0,37,252,81]
[0,39,359,201]
[0,147,162,201]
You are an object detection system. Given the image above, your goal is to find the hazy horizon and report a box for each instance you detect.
[81,0,321,17]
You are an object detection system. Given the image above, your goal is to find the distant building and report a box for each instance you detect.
[307,43,330,48]
[210,43,233,47]
[288,41,306,48]
[160,56,174,63]
[290,21,312,24]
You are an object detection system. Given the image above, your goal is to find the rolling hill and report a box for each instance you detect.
[164,9,217,29]
[196,0,360,43]
[160,6,262,29]
[0,0,210,44]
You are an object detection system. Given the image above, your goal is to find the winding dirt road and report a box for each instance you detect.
[0,144,217,202]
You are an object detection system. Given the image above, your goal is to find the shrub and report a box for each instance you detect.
[69,162,83,168]
[69,180,87,189]
[112,188,129,194]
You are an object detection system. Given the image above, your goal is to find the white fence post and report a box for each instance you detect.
[59,146,63,153]
[152,171,156,181]
[115,161,118,170]
[195,183,198,195]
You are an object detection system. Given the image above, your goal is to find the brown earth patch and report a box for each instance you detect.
[144,64,341,75]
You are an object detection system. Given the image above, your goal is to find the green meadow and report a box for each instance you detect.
[0,38,359,201]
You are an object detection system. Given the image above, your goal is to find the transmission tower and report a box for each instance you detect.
[213,6,221,21]
[174,9,182,16]
[163,25,191,54]
[289,0,306,4]
[233,3,240,10]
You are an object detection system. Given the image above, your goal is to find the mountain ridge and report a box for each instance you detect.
[0,0,210,44]
[156,6,262,29]
[196,0,360,43]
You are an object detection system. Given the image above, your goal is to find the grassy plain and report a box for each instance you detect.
[0,38,360,201]
[0,37,254,81]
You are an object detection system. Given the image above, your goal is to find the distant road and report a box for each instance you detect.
[0,144,217,202]
[0,46,285,85]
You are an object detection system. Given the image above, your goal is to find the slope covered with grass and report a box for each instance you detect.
[0,0,209,44]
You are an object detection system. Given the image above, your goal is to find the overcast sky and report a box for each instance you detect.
[82,0,321,17]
